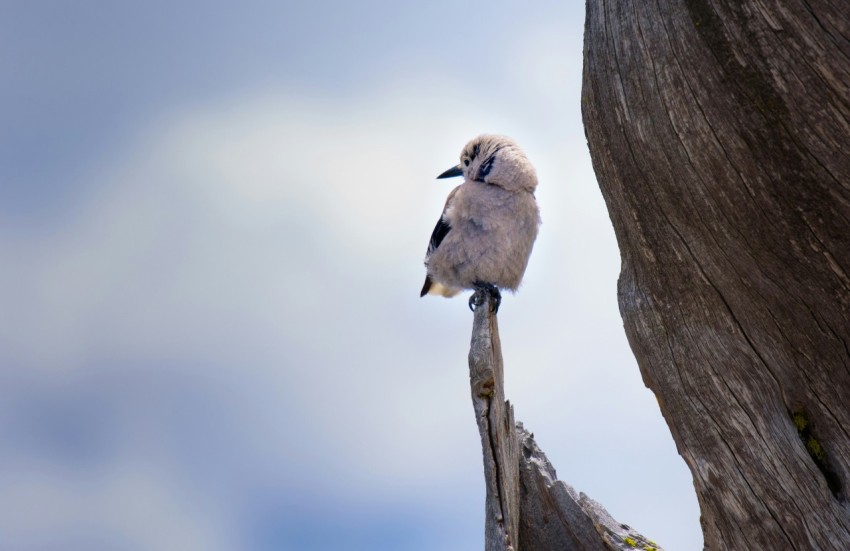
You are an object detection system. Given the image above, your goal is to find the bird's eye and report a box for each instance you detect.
[463,159,470,166]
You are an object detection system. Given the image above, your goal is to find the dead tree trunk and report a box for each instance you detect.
[582,1,850,549]
[468,299,661,550]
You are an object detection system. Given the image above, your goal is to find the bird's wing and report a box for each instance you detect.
[420,217,451,297]
[426,216,452,256]
[425,185,460,257]
[420,186,460,297]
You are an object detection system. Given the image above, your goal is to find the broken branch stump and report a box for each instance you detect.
[468,297,661,550]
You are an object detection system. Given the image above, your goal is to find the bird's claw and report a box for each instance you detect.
[489,288,502,313]
[469,282,501,314]
[469,290,486,312]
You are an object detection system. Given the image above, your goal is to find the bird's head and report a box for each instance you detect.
[437,134,537,192]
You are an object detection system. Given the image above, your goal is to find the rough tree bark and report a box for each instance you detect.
[582,1,850,549]
[468,300,661,550]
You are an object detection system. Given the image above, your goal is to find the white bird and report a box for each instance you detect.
[420,134,540,313]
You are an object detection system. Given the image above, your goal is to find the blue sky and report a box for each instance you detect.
[1,2,701,549]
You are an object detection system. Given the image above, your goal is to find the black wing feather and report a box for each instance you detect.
[420,217,452,297]
[427,217,451,256]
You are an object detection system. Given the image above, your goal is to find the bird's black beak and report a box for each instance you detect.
[436,165,463,179]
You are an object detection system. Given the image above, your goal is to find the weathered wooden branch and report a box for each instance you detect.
[469,299,661,550]
[582,0,850,548]
[468,302,520,551]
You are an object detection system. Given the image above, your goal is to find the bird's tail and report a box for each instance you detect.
[420,276,433,297]
[420,276,461,298]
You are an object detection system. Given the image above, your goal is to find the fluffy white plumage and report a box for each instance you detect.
[421,135,540,310]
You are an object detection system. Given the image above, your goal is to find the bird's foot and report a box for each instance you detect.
[469,290,485,312]
[469,282,501,314]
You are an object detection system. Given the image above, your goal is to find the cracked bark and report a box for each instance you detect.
[469,298,661,550]
[583,0,850,549]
